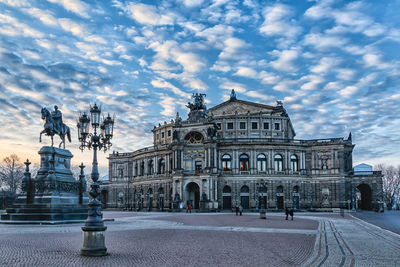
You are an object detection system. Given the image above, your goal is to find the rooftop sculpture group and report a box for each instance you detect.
[186,93,208,122]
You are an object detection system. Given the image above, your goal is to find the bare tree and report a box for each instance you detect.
[0,154,25,194]
[376,164,400,210]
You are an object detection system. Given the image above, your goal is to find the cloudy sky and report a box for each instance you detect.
[1,0,400,175]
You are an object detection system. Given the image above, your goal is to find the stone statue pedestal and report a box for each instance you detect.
[1,146,88,224]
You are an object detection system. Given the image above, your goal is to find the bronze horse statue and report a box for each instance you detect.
[39,107,71,149]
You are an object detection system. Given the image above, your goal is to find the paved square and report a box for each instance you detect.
[0,211,399,266]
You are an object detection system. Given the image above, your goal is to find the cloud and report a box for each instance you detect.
[58,18,107,44]
[124,3,176,26]
[195,24,235,49]
[218,37,248,60]
[270,49,298,72]
[0,0,29,7]
[219,79,247,93]
[151,78,190,98]
[47,0,89,18]
[300,75,324,91]
[177,0,204,8]
[259,3,302,45]
[304,0,387,38]
[259,71,280,85]
[0,14,44,38]
[336,68,355,81]
[234,67,258,78]
[23,8,58,26]
[148,40,205,73]
[362,53,389,69]
[310,57,340,74]
[159,95,181,116]
[303,33,347,50]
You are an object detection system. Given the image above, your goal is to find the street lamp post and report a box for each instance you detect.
[77,103,114,257]
[257,179,266,219]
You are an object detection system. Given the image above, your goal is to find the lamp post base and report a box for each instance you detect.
[259,210,266,219]
[81,226,107,256]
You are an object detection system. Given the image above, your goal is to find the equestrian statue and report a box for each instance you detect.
[39,105,71,149]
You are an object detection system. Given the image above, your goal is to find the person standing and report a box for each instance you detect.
[235,205,239,216]
[188,204,192,213]
[239,204,243,216]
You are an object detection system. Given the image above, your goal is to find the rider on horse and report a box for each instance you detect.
[52,105,62,135]
[40,106,71,148]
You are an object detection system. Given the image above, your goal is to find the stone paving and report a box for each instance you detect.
[0,211,399,266]
[352,210,400,235]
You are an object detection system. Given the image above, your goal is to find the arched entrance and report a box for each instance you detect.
[276,186,284,210]
[357,184,372,210]
[222,186,232,209]
[240,185,250,209]
[186,182,200,209]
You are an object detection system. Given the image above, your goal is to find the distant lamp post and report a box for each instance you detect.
[77,103,115,257]
[257,179,266,219]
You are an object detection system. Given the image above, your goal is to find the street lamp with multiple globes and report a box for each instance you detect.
[77,103,114,257]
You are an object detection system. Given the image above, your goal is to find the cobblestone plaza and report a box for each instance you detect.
[1,211,399,266]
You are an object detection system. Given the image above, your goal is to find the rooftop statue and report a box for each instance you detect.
[39,105,71,149]
[230,89,237,100]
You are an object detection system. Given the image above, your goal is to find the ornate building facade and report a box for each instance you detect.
[103,90,383,211]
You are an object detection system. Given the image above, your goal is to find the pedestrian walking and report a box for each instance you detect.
[189,204,192,213]
[289,208,294,220]
[235,206,239,216]
[239,205,243,216]
[285,208,289,220]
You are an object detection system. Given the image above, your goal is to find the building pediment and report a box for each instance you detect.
[209,99,276,116]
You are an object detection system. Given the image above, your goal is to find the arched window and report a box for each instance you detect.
[134,163,138,177]
[274,154,283,171]
[293,186,299,193]
[184,131,204,144]
[222,154,232,171]
[159,158,165,174]
[257,154,266,171]
[239,154,249,171]
[140,161,145,176]
[148,160,154,175]
[223,186,231,193]
[240,185,249,193]
[277,185,284,193]
[291,155,298,171]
